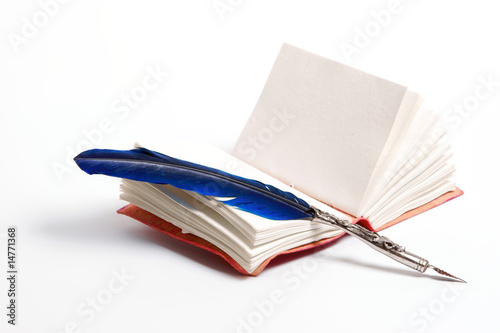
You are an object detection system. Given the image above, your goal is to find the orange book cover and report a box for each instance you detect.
[117,187,463,276]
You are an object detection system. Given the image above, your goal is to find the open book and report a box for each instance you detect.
[112,44,462,275]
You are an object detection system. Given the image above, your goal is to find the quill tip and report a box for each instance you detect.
[429,265,466,283]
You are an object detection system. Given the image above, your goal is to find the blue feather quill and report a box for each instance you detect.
[74,148,466,281]
[74,147,314,220]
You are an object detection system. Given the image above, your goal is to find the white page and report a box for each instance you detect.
[358,90,422,216]
[233,43,407,215]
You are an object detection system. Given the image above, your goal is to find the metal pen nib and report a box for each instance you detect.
[429,265,466,283]
[312,207,466,283]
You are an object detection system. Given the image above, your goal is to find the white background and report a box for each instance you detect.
[1,1,499,332]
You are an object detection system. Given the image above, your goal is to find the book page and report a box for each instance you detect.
[358,90,423,216]
[233,44,407,216]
